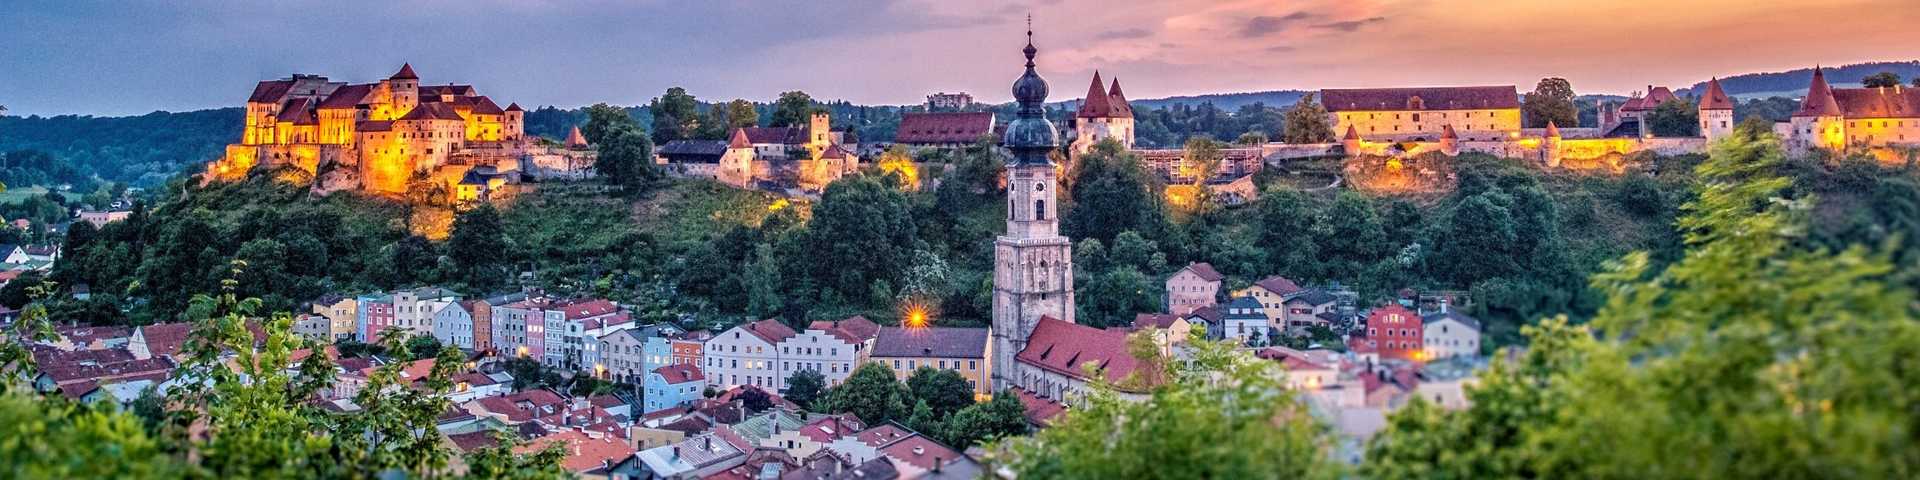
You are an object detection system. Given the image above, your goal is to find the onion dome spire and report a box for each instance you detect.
[1004,16,1059,165]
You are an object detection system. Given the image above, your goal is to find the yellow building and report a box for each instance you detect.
[1232,275,1306,325]
[869,326,992,399]
[311,294,359,342]
[1788,67,1920,152]
[1323,86,1522,142]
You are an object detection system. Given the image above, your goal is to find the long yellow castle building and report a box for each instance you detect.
[211,64,589,199]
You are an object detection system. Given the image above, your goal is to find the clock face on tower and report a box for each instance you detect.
[1035,182,1045,191]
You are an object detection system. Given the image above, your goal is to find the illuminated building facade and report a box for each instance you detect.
[1323,86,1523,142]
[1787,67,1920,152]
[209,63,592,200]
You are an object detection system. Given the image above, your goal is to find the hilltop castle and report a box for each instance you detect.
[207,64,595,201]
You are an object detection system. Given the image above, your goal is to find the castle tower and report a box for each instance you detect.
[1439,124,1460,156]
[1069,71,1135,157]
[1699,78,1736,142]
[1544,121,1563,168]
[504,103,525,142]
[991,26,1075,393]
[1342,124,1362,155]
[808,111,832,152]
[390,63,421,117]
[1790,67,1845,151]
[719,128,754,188]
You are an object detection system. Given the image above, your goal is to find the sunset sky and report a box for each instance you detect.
[4,0,1918,116]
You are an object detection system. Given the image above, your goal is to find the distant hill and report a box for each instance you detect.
[1682,61,1920,100]
[1048,90,1310,112]
[0,108,241,186]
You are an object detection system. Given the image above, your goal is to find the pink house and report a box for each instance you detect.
[1164,262,1224,316]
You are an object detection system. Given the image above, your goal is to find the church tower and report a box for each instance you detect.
[990,25,1082,393]
[991,25,1076,393]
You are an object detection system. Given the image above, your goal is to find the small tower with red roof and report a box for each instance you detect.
[1698,78,1736,142]
[1439,124,1460,156]
[389,63,421,117]
[504,103,525,142]
[718,128,754,188]
[1790,66,1846,151]
[1069,71,1136,158]
[1543,121,1563,168]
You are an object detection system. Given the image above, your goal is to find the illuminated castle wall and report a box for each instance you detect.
[210,64,591,200]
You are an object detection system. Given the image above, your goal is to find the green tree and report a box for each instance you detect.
[1522,77,1577,128]
[1862,71,1902,88]
[904,399,944,440]
[448,204,511,292]
[905,366,975,418]
[943,391,1030,448]
[804,174,917,306]
[1063,140,1167,245]
[1644,99,1700,137]
[986,337,1339,479]
[1282,93,1335,144]
[816,362,910,425]
[784,369,826,410]
[722,99,759,130]
[593,124,660,191]
[1235,132,1269,145]
[0,392,185,477]
[743,243,784,318]
[649,87,702,145]
[1363,120,1920,478]
[458,430,569,480]
[579,103,639,146]
[1077,265,1157,329]
[769,91,818,128]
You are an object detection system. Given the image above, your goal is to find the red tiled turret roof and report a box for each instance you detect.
[1545,121,1561,138]
[1441,124,1458,140]
[727,127,752,149]
[1796,67,1843,117]
[1700,78,1734,110]
[1344,124,1360,140]
[1107,78,1134,118]
[565,126,589,147]
[1076,71,1117,118]
[505,102,524,112]
[392,63,419,80]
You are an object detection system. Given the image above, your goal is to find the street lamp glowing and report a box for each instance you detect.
[903,302,931,329]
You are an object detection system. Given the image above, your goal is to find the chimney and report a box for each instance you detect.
[1439,298,1449,314]
[672,446,681,459]
[933,457,943,473]
[705,436,712,450]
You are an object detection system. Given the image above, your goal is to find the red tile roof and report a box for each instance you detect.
[895,112,995,144]
[1700,78,1735,110]
[877,434,962,471]
[1076,71,1116,118]
[652,365,705,384]
[248,80,296,104]
[421,84,474,97]
[399,102,466,121]
[518,429,635,473]
[559,299,619,320]
[808,315,879,345]
[735,126,808,145]
[798,414,864,443]
[136,322,193,358]
[38,356,174,385]
[1321,86,1519,112]
[1797,68,1843,117]
[1252,276,1304,296]
[506,102,524,112]
[1545,121,1561,138]
[1131,313,1180,331]
[476,389,568,422]
[317,83,372,109]
[1343,124,1360,140]
[819,143,854,160]
[1107,78,1134,118]
[471,96,506,115]
[358,120,393,132]
[1009,387,1066,427]
[447,430,499,452]
[275,98,314,123]
[1623,86,1679,112]
[1830,87,1920,119]
[565,126,589,147]
[739,319,798,345]
[1441,124,1458,140]
[391,63,419,80]
[856,424,913,447]
[1014,316,1141,387]
[727,128,752,149]
[1178,262,1223,282]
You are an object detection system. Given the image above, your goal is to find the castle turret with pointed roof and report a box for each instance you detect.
[1789,67,1846,151]
[1069,71,1136,158]
[1699,77,1736,142]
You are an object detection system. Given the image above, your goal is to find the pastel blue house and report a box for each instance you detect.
[642,365,705,414]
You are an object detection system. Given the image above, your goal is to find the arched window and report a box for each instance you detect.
[1034,199,1045,220]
